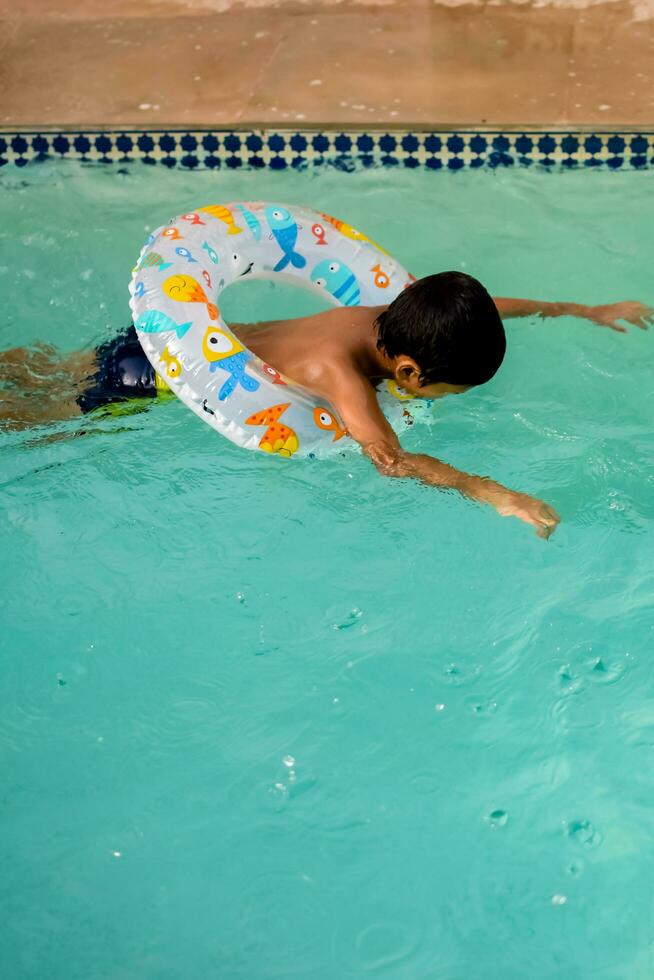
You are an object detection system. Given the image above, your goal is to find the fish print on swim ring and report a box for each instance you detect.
[311,259,360,306]
[202,326,260,401]
[163,274,219,320]
[129,201,413,458]
[313,407,347,441]
[265,206,306,272]
[246,403,299,458]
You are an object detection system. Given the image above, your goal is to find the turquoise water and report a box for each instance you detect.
[1,162,654,979]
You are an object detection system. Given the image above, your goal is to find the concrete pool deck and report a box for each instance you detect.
[2,0,654,131]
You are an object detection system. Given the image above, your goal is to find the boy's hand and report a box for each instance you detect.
[582,301,654,333]
[495,296,653,333]
[491,488,561,538]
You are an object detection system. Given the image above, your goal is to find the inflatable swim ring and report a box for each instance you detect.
[128,202,415,458]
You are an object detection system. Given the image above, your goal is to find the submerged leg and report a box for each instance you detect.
[0,345,95,431]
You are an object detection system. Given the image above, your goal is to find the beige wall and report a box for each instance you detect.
[2,0,653,128]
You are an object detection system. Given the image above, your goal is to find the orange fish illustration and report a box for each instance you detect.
[313,406,346,441]
[199,204,243,235]
[163,274,218,320]
[371,263,390,288]
[312,222,327,246]
[246,403,299,457]
[161,227,183,241]
[320,213,388,255]
[262,363,287,386]
[181,212,206,226]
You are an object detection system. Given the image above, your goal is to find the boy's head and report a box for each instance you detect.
[375,272,506,398]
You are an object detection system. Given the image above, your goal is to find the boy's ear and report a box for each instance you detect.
[394,357,422,386]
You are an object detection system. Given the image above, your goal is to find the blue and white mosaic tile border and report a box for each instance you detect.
[2,129,654,169]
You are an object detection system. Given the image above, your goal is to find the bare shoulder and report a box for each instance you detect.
[299,347,360,394]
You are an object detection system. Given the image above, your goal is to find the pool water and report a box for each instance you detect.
[1,162,654,979]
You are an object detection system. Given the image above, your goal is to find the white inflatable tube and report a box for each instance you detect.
[128,202,415,458]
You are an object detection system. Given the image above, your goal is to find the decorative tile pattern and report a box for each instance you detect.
[1,129,653,170]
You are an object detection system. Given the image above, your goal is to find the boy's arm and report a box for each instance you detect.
[493,297,653,333]
[328,367,560,538]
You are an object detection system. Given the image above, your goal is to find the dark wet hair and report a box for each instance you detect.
[375,272,506,387]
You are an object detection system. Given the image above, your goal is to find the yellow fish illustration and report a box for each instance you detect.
[163,274,218,320]
[199,204,243,235]
[320,213,389,255]
[201,325,245,365]
[159,346,182,379]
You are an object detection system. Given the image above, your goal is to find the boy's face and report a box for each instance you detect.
[392,356,470,400]
[414,381,470,400]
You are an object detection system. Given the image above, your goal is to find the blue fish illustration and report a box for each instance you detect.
[265,205,306,272]
[202,325,260,400]
[135,310,192,339]
[202,242,220,265]
[237,204,262,242]
[216,352,260,400]
[310,259,360,307]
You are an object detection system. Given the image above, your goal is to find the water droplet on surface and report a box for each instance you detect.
[558,664,583,693]
[485,809,508,829]
[588,657,626,685]
[283,755,295,768]
[566,819,602,848]
[333,608,362,631]
[434,703,446,712]
[473,700,497,716]
[551,894,567,906]
[444,662,481,686]
[112,851,122,858]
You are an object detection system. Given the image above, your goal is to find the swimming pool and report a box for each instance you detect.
[2,161,654,979]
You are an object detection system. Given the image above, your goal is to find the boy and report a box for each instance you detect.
[1,272,650,536]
